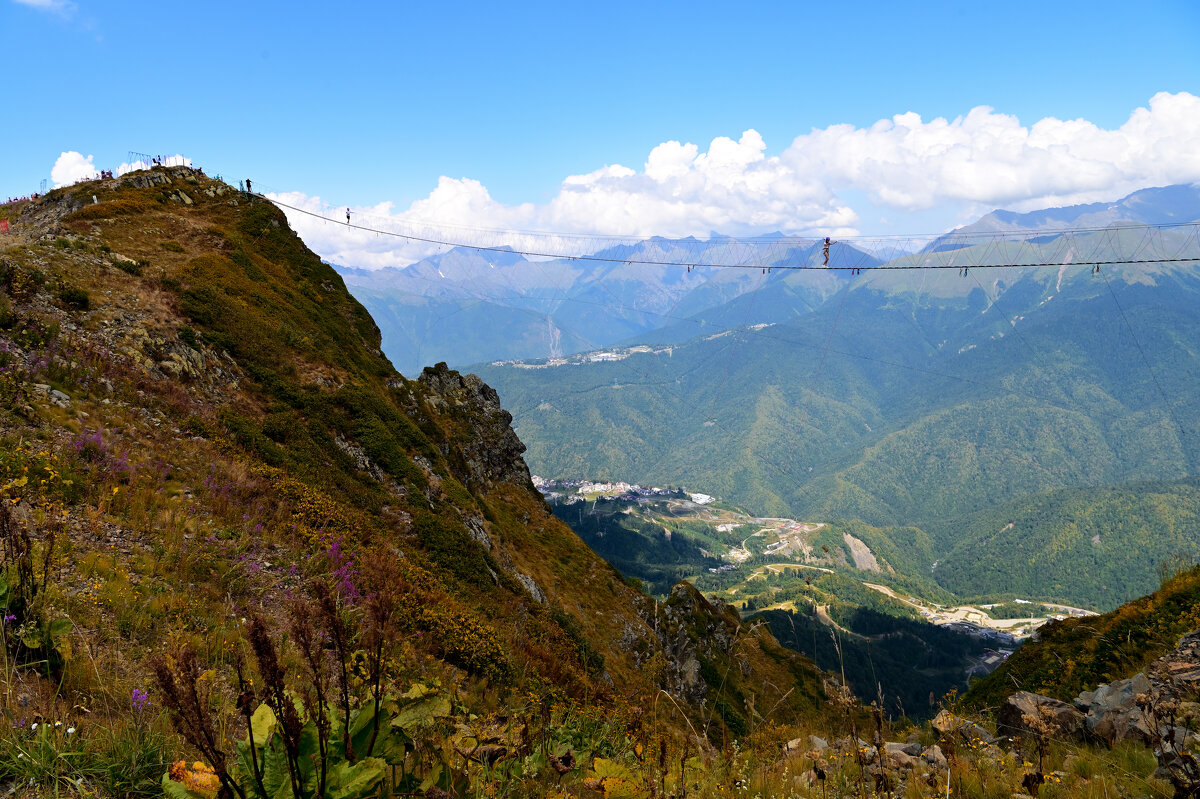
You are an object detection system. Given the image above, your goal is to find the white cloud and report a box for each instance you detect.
[784,91,1200,212]
[272,92,1200,269]
[47,151,194,188]
[116,154,191,175]
[12,0,77,17]
[50,151,97,187]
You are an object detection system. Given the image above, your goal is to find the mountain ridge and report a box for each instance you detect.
[0,168,832,773]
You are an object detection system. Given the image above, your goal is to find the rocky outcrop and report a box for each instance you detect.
[998,691,1086,742]
[1000,629,1200,750]
[1150,629,1200,697]
[514,572,546,604]
[333,435,388,483]
[417,362,532,491]
[1074,673,1154,746]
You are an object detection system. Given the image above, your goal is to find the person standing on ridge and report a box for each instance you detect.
[823,236,837,267]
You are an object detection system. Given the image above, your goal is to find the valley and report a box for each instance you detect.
[535,475,1093,635]
[535,474,1104,715]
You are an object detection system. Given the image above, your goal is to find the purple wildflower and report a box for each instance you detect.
[328,538,361,604]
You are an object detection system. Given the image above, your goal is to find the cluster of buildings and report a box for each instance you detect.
[532,475,704,504]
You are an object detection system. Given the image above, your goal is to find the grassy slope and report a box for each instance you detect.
[966,565,1200,710]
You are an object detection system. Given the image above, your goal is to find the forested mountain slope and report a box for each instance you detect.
[479,259,1200,608]
[931,478,1200,609]
[482,265,1200,514]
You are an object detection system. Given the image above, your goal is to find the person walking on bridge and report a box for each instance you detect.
[822,236,837,267]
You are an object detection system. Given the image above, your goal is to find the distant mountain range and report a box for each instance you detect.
[476,259,1200,609]
[949,184,1200,237]
[336,184,1200,375]
[334,236,882,374]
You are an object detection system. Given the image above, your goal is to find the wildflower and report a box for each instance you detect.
[30,722,38,731]
[131,687,150,711]
[2,613,14,623]
[66,726,75,734]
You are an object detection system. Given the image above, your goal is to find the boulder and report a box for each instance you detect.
[921,745,947,769]
[886,740,923,758]
[1151,630,1200,698]
[884,745,917,769]
[997,691,1086,742]
[1075,673,1154,746]
[932,710,996,744]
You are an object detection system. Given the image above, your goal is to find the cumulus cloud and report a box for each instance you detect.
[48,151,194,188]
[785,91,1200,212]
[50,151,98,187]
[116,154,191,175]
[273,92,1200,269]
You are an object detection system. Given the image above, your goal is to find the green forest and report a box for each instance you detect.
[488,268,1200,611]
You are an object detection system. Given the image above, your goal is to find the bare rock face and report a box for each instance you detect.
[1149,629,1200,697]
[1059,631,1200,749]
[1074,673,1154,746]
[997,690,1086,743]
[416,362,532,491]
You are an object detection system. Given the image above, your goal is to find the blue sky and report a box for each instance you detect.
[3,0,1199,264]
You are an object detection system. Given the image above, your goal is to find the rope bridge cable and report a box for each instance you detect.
[258,193,1200,273]
[253,189,1200,512]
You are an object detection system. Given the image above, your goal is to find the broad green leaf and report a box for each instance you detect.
[250,703,277,743]
[590,758,635,782]
[296,719,321,786]
[324,756,387,799]
[392,693,451,733]
[603,780,648,799]
[589,758,648,799]
[47,617,72,640]
[234,741,269,799]
[418,759,443,793]
[259,735,294,799]
[347,698,379,758]
[400,682,435,700]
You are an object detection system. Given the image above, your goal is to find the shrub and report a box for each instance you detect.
[413,512,495,589]
[0,294,15,330]
[58,286,89,310]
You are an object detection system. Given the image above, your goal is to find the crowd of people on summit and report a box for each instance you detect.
[3,159,210,212]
